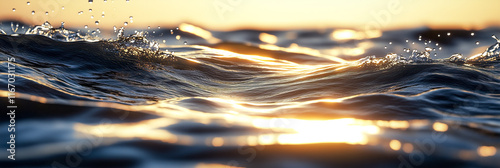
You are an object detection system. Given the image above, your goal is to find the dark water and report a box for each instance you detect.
[1,22,500,168]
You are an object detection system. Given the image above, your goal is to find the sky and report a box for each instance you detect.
[0,0,499,31]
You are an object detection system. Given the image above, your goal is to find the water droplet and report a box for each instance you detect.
[424,42,427,45]
[434,53,437,57]
[163,40,166,43]
[89,0,93,4]
[439,47,442,50]
[31,10,35,15]
[152,31,155,34]
[389,42,392,45]
[101,14,105,18]
[447,32,451,36]
[384,46,387,49]
[492,34,499,42]
[126,0,130,2]
[184,41,188,45]
[95,21,99,25]
[435,43,439,46]
[437,34,441,37]
[62,6,65,10]
[158,26,161,29]
[176,35,181,40]
[104,0,107,2]
[176,27,179,30]
[148,26,151,29]
[12,8,15,12]
[170,30,173,34]
[84,25,88,29]
[428,40,432,44]
[78,11,83,15]
[129,16,133,20]
[124,22,128,26]
[425,47,432,52]
[405,39,408,43]
[27,1,30,5]
[45,11,48,15]
[476,41,480,45]
[89,9,92,12]
[61,22,65,28]
[412,42,415,45]
[113,26,117,31]
[471,32,475,36]
[90,15,94,19]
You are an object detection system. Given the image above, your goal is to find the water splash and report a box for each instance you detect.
[466,35,500,64]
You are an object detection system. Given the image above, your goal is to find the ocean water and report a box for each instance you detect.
[0,21,500,168]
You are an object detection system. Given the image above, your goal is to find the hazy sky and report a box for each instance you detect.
[1,0,499,30]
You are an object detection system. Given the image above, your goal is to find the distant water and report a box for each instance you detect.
[1,21,500,168]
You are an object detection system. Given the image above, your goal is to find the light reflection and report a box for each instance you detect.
[179,23,220,44]
[432,122,448,132]
[331,29,382,41]
[259,33,278,44]
[389,140,401,151]
[478,146,497,157]
[253,118,380,145]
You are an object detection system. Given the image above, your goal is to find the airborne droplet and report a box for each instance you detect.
[447,32,451,36]
[89,0,93,4]
[84,25,88,29]
[31,10,35,15]
[12,8,15,12]
[129,16,133,20]
[476,41,480,45]
[89,9,92,12]
[27,1,30,5]
[45,11,48,15]
[471,32,475,36]
[184,41,188,45]
[95,21,99,25]
[124,22,128,26]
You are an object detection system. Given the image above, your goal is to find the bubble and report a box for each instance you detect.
[95,21,99,25]
[447,32,451,36]
[184,41,188,45]
[124,22,128,26]
[89,0,93,4]
[129,16,133,19]
[476,41,480,45]
[27,1,30,5]
[471,32,475,36]
[31,10,35,15]
[12,8,15,12]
